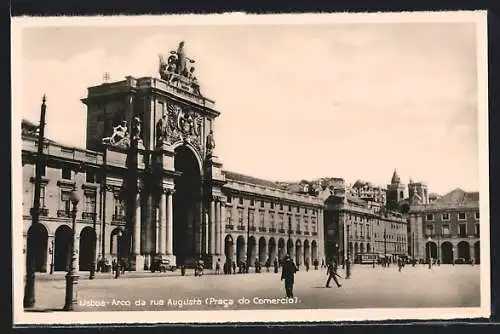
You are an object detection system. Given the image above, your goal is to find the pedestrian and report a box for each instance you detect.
[281,254,298,298]
[274,258,279,273]
[255,259,260,273]
[326,259,342,288]
[120,258,126,274]
[111,259,117,275]
[232,260,236,274]
[397,258,402,272]
[314,258,319,270]
[305,260,310,272]
[265,259,270,272]
[321,259,325,268]
[215,258,221,275]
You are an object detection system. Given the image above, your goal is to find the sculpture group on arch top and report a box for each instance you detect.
[158,40,202,96]
[102,40,215,157]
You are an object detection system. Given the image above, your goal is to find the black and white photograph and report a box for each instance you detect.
[12,12,490,324]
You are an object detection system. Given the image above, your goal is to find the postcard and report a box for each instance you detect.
[11,11,490,324]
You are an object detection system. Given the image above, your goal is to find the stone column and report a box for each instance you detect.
[210,200,216,254]
[158,187,167,255]
[220,200,225,256]
[318,209,324,261]
[470,244,475,263]
[214,198,220,255]
[133,192,141,255]
[166,190,174,255]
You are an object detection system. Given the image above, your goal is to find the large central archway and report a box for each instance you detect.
[173,146,202,266]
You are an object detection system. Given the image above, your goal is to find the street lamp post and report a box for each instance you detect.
[246,209,250,274]
[49,240,55,275]
[115,230,123,279]
[335,243,339,265]
[89,209,97,280]
[345,224,351,279]
[63,190,80,311]
[24,95,47,309]
[383,229,387,267]
[427,236,432,269]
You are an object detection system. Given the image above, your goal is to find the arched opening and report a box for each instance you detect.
[441,242,453,264]
[258,237,267,264]
[268,237,276,262]
[79,227,96,271]
[360,243,365,254]
[54,225,72,271]
[287,239,294,258]
[110,227,127,259]
[224,235,234,261]
[173,146,202,266]
[236,236,245,264]
[27,223,48,272]
[457,241,470,261]
[295,240,302,265]
[366,243,371,253]
[303,240,310,265]
[248,236,257,266]
[311,240,318,262]
[278,238,285,260]
[425,241,437,260]
[474,241,480,264]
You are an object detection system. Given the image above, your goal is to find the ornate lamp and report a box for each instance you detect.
[64,190,80,311]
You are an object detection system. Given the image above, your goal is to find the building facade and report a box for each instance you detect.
[408,188,480,264]
[21,41,325,273]
[322,183,408,264]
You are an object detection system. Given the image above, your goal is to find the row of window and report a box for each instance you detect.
[425,223,480,237]
[226,195,318,215]
[35,164,98,184]
[426,212,479,221]
[227,208,318,232]
[347,215,405,231]
[35,184,97,215]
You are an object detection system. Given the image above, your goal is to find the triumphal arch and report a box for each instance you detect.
[82,41,226,270]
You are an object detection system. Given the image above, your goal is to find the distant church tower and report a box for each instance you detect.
[386,169,405,210]
[408,178,429,205]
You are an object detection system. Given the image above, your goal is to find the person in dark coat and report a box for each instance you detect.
[274,258,279,273]
[281,254,298,298]
[326,259,342,288]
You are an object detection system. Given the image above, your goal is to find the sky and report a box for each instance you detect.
[17,18,482,195]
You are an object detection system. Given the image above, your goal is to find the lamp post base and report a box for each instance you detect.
[23,273,36,309]
[63,273,79,311]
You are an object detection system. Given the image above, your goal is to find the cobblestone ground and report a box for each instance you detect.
[24,264,480,312]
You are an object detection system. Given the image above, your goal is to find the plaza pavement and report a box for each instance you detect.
[24,264,480,312]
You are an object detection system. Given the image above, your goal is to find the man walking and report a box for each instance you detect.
[281,254,298,298]
[326,259,342,288]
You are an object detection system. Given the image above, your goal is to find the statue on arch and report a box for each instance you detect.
[206,130,215,155]
[102,120,130,149]
[131,116,143,143]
